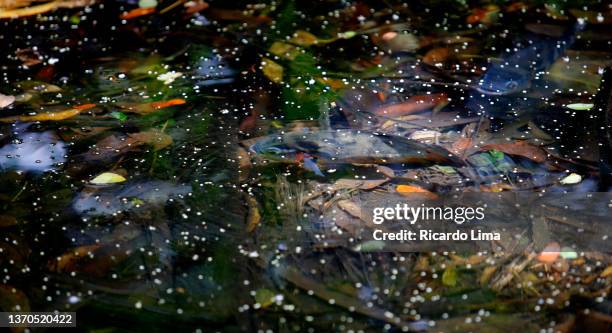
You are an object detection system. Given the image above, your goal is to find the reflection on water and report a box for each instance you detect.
[0,125,66,172]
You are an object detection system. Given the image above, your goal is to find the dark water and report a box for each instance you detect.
[0,1,611,332]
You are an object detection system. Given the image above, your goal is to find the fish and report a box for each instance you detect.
[249,130,464,166]
[467,20,586,117]
[476,20,586,96]
[72,180,192,216]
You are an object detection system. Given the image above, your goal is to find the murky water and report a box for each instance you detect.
[1,1,611,332]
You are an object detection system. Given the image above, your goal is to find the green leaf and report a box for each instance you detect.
[254,288,276,308]
[565,103,594,111]
[90,172,127,185]
[111,111,128,121]
[442,267,458,287]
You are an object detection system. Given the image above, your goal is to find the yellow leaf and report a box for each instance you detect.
[269,41,299,60]
[480,266,497,285]
[90,172,127,185]
[0,1,59,19]
[442,267,457,287]
[289,30,318,46]
[246,196,261,233]
[254,288,275,308]
[0,104,95,122]
[601,265,612,278]
[261,58,283,83]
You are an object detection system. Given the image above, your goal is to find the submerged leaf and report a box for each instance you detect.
[128,129,173,150]
[442,267,458,287]
[261,58,283,83]
[0,93,15,108]
[254,288,275,308]
[289,30,318,46]
[90,172,127,185]
[0,103,96,122]
[480,141,547,163]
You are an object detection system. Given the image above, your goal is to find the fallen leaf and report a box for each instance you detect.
[560,173,582,185]
[423,47,451,66]
[0,103,96,122]
[480,266,498,285]
[337,200,362,219]
[246,196,261,233]
[537,242,561,263]
[0,1,60,19]
[0,93,15,108]
[466,5,499,24]
[480,141,547,163]
[374,93,448,117]
[450,137,472,155]
[0,285,30,313]
[332,178,388,191]
[396,185,438,199]
[289,30,318,46]
[50,244,102,273]
[261,58,283,83]
[120,7,156,20]
[442,266,457,287]
[269,41,300,60]
[90,172,127,185]
[0,215,17,228]
[128,129,173,151]
[254,288,276,308]
[600,265,612,278]
[565,103,594,110]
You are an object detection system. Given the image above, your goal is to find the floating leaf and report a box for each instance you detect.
[261,58,283,83]
[138,0,157,8]
[442,267,457,287]
[0,93,15,108]
[537,242,560,263]
[560,173,582,185]
[254,288,275,308]
[0,103,96,122]
[565,103,594,111]
[90,172,127,185]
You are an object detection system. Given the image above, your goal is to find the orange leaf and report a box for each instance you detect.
[537,242,561,264]
[150,98,186,109]
[396,185,438,199]
[120,7,156,20]
[423,47,451,66]
[375,93,448,117]
[481,141,547,163]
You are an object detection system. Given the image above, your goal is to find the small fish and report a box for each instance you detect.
[302,154,325,177]
[476,20,585,96]
[250,130,464,166]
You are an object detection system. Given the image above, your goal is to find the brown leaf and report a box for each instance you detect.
[0,215,17,228]
[481,140,548,163]
[246,196,261,233]
[423,47,451,66]
[331,178,388,191]
[0,285,30,313]
[337,200,362,219]
[450,137,472,155]
[128,129,173,151]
